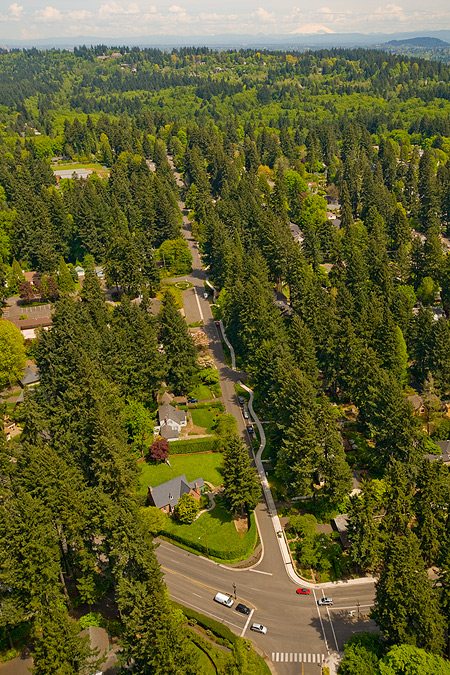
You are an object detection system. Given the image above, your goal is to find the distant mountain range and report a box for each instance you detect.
[2,30,450,51]
[386,37,450,47]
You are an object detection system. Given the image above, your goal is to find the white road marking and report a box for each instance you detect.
[192,593,202,598]
[331,604,373,610]
[194,288,204,322]
[169,594,243,631]
[240,609,254,637]
[313,588,330,655]
[325,603,340,652]
[249,569,272,575]
[272,653,326,663]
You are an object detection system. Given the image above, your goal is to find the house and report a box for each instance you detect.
[407,394,426,415]
[332,514,350,549]
[147,474,205,513]
[155,404,187,440]
[424,440,450,465]
[20,364,40,388]
[407,393,447,416]
[289,222,304,245]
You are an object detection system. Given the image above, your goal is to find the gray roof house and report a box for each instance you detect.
[20,365,40,387]
[156,404,187,440]
[148,474,205,513]
[424,440,450,465]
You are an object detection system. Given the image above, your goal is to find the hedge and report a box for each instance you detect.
[162,511,258,562]
[172,602,237,646]
[179,401,225,411]
[169,437,219,454]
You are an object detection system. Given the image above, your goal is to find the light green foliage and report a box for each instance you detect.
[157,238,193,276]
[378,644,450,674]
[338,633,383,675]
[124,398,155,454]
[141,506,168,535]
[174,493,201,523]
[416,276,439,305]
[0,320,26,388]
[57,257,75,293]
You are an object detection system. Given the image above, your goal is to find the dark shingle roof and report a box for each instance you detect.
[149,474,204,509]
[158,404,186,426]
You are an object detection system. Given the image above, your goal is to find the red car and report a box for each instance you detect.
[296,588,310,595]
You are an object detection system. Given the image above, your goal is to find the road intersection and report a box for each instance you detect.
[159,166,378,674]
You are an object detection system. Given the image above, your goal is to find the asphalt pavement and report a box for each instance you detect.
[162,168,378,675]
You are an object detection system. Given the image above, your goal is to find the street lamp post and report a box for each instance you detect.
[233,583,237,599]
[198,529,209,556]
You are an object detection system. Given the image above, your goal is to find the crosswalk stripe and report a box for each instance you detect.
[271,652,327,664]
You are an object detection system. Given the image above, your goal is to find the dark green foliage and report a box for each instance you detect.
[222,435,261,514]
[169,437,219,454]
[159,289,198,394]
[373,528,445,654]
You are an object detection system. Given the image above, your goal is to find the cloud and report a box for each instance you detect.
[98,1,139,18]
[34,5,61,21]
[9,3,23,19]
[372,3,406,19]
[67,9,92,20]
[251,7,275,23]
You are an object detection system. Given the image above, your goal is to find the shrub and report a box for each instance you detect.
[179,401,225,411]
[173,493,200,523]
[173,602,238,645]
[79,612,102,630]
[148,438,169,462]
[169,437,219,454]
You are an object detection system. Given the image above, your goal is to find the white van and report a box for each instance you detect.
[214,592,234,607]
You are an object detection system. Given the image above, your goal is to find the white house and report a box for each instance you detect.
[155,404,187,440]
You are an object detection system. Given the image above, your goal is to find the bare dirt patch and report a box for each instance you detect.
[233,513,249,535]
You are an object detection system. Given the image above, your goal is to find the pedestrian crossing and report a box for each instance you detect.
[272,652,326,664]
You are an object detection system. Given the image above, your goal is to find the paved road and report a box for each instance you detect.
[163,166,378,675]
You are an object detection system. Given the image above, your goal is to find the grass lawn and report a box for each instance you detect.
[138,453,223,495]
[51,162,105,170]
[162,503,258,562]
[188,384,214,400]
[190,408,220,433]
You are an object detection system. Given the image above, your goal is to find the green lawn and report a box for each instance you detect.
[138,453,223,495]
[190,408,220,433]
[162,503,258,562]
[188,384,214,400]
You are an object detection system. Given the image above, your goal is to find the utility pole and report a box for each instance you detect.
[233,583,237,599]
[357,599,360,620]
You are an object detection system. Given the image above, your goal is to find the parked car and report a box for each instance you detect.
[296,588,310,595]
[243,410,249,419]
[317,597,333,606]
[250,623,267,634]
[203,292,208,299]
[235,603,251,615]
[188,398,198,403]
[247,425,254,435]
[237,396,245,405]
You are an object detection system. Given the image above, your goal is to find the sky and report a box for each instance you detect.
[1,0,450,40]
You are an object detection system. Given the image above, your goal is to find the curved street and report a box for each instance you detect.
[156,167,378,674]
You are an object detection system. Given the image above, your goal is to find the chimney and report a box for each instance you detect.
[194,482,200,496]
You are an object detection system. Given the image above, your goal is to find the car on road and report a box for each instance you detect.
[243,410,249,419]
[187,398,198,403]
[296,588,310,595]
[235,603,251,615]
[317,597,333,606]
[250,623,267,634]
[237,396,245,405]
[247,425,254,435]
[214,592,234,607]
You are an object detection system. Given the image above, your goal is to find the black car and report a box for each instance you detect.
[247,425,254,435]
[235,603,251,615]
[237,396,245,405]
